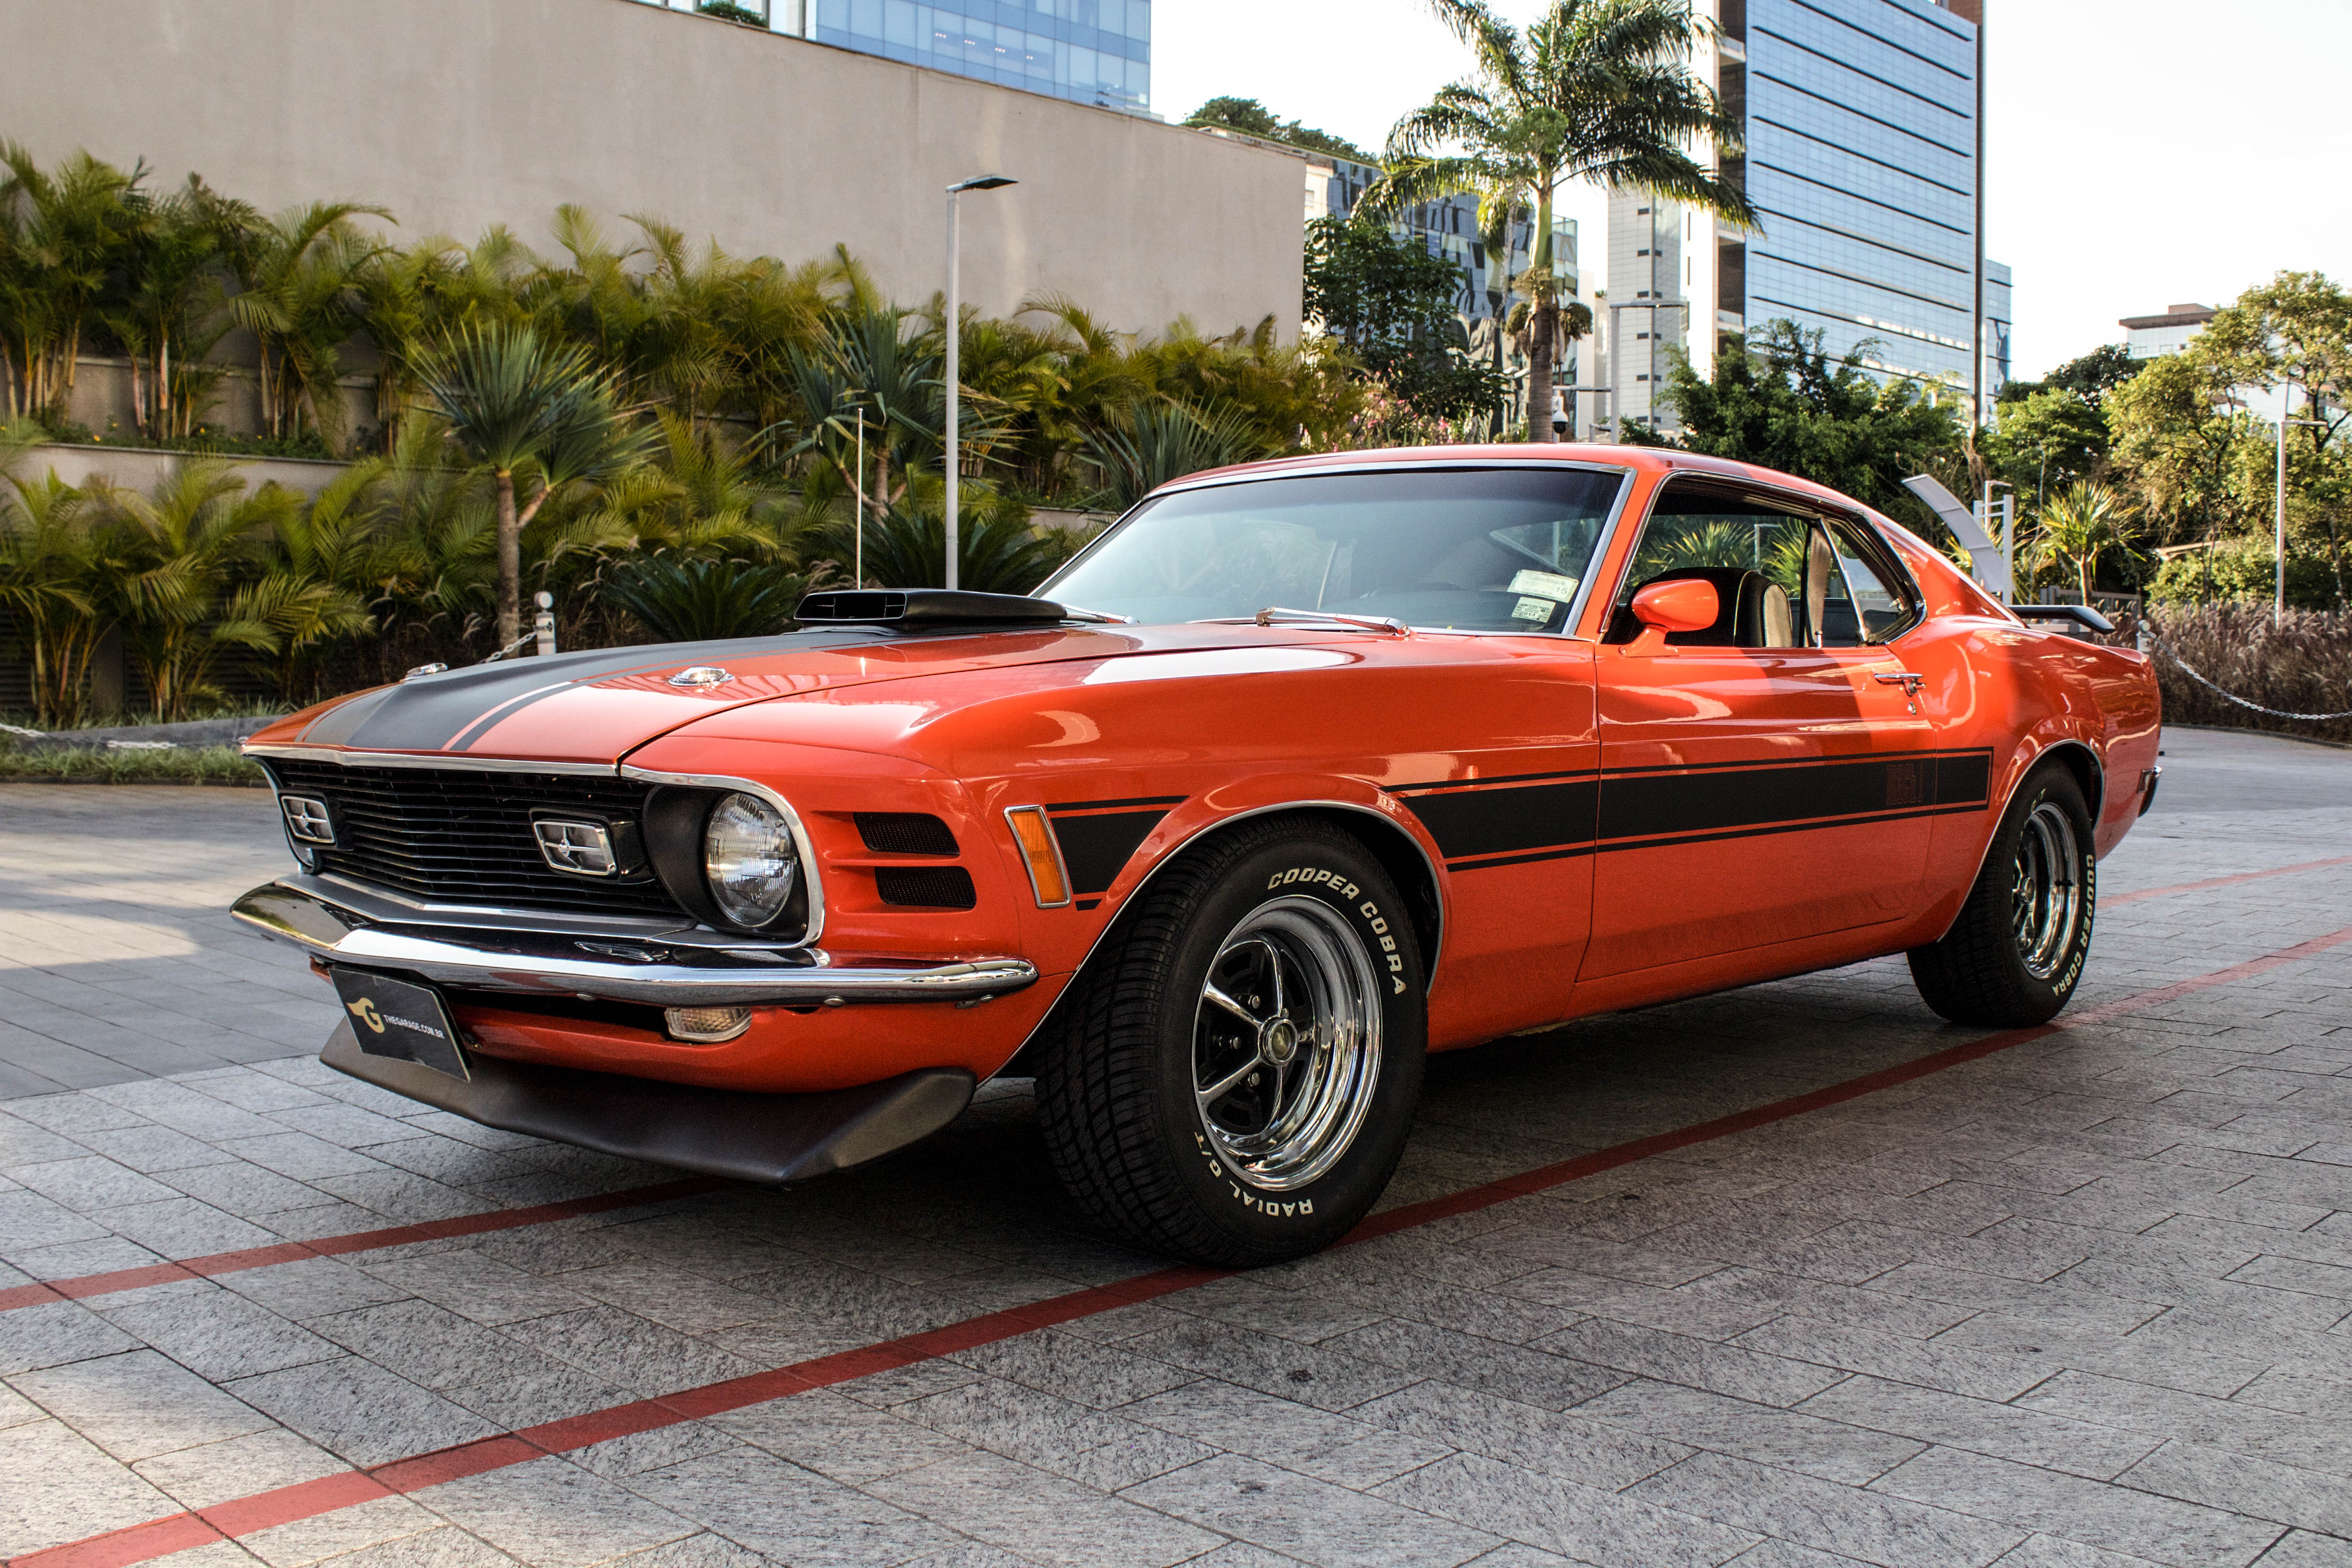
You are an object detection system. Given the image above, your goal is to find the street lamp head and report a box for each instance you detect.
[949,174,1018,193]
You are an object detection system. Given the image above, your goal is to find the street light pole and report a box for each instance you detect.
[943,174,1017,592]
[2276,384,2324,624]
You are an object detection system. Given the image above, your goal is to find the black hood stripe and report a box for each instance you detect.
[301,630,901,754]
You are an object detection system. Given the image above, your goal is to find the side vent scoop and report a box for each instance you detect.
[794,589,1069,629]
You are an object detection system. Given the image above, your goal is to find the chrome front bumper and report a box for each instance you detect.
[232,877,1039,1007]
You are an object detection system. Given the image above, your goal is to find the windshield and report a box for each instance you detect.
[1042,466,1628,633]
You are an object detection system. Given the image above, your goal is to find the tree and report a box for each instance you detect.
[1985,387,2112,512]
[2106,349,2265,581]
[1302,216,1506,421]
[1083,399,1273,512]
[92,462,290,722]
[0,144,144,424]
[106,176,256,441]
[2031,481,2137,601]
[415,322,650,646]
[1362,0,1753,442]
[2000,344,2142,411]
[2192,272,2352,608]
[1183,98,1375,164]
[1631,320,1965,522]
[220,202,392,450]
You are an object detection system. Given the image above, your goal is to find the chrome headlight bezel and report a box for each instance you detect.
[701,791,801,929]
[630,772,822,944]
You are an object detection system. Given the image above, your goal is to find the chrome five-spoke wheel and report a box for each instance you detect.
[1194,897,1384,1191]
[2010,800,2084,981]
[1034,821,1427,1266]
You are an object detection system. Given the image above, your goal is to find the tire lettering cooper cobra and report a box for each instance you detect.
[1265,866,1408,994]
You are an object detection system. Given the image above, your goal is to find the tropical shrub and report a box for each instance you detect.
[2145,603,2352,744]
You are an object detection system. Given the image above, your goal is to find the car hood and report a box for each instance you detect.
[246,624,1345,767]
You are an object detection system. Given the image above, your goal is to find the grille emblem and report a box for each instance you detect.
[534,820,620,877]
[668,666,734,689]
[281,796,335,844]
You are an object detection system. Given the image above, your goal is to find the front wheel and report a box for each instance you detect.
[1034,820,1427,1266]
[1908,762,2097,1027]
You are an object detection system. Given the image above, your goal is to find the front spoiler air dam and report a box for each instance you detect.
[321,1023,977,1183]
[232,880,1039,1007]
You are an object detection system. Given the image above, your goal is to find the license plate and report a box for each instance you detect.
[331,968,471,1080]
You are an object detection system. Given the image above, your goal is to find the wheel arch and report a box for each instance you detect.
[1924,734,2106,948]
[997,798,1447,1077]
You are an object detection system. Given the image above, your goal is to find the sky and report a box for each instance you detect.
[1153,0,2352,381]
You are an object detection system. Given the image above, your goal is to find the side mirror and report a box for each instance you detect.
[1626,579,1719,656]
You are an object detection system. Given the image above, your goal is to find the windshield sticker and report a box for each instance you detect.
[1512,597,1554,623]
[1507,569,1580,602]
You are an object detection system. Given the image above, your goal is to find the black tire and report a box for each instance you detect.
[1034,818,1427,1266]
[1908,762,2097,1027]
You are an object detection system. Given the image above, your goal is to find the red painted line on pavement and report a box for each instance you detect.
[2108,854,2352,908]
[11,856,2324,1322]
[0,1177,727,1315]
[16,923,2352,1568]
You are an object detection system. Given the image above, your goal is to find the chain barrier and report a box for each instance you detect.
[2140,625,2352,723]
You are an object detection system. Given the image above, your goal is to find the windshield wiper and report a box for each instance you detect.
[1247,607,1411,636]
[1057,603,1137,625]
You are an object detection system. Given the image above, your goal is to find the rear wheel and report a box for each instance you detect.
[1034,820,1426,1266]
[1909,762,2097,1027]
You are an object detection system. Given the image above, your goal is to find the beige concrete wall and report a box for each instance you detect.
[0,0,1303,338]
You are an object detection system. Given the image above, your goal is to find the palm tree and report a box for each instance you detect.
[106,176,257,441]
[0,420,111,724]
[220,202,392,450]
[91,461,289,722]
[1362,0,1755,441]
[1083,399,1274,512]
[0,144,144,423]
[415,321,652,645]
[2033,481,2137,603]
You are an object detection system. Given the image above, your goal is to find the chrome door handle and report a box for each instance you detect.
[1875,671,1926,713]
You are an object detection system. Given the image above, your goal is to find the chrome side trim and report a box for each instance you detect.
[233,881,1033,1007]
[619,766,826,949]
[243,745,623,777]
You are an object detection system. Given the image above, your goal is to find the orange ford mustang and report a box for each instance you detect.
[233,446,2162,1265]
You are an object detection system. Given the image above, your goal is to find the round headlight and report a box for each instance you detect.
[702,792,799,929]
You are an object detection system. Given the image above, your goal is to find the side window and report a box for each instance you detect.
[1816,517,1921,647]
[1605,481,1809,649]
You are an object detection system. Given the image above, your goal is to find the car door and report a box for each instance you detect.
[1580,480,1966,980]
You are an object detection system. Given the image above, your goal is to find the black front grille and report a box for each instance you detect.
[855,812,959,856]
[266,760,687,918]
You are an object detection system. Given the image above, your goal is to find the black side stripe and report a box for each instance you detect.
[1404,750,1994,873]
[1034,796,1188,901]
[1048,810,1171,897]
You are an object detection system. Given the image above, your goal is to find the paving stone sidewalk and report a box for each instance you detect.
[1,727,2350,1568]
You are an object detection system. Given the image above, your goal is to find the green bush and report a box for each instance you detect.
[2150,534,2343,612]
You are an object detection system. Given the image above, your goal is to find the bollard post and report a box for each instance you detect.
[533,591,557,657]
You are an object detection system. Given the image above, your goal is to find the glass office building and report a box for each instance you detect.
[1611,0,2009,433]
[635,0,1150,114]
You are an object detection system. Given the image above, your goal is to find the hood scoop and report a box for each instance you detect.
[794,588,1067,630]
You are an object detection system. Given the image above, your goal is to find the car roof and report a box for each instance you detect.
[1155,443,1869,516]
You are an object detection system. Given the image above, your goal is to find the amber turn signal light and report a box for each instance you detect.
[1004,806,1072,908]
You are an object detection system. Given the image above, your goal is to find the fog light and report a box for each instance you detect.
[665,1006,752,1043]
